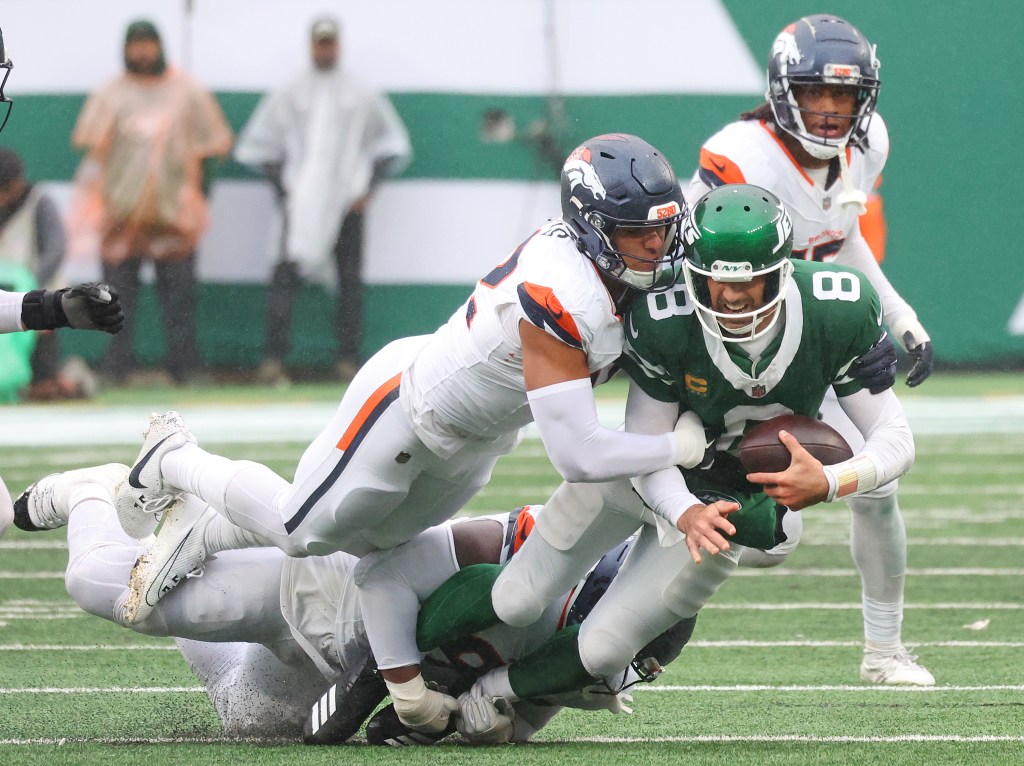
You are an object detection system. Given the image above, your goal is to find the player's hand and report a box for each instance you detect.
[672,410,713,469]
[676,500,739,564]
[903,332,934,387]
[892,317,934,387]
[59,283,124,334]
[456,691,515,744]
[746,430,829,511]
[391,678,459,735]
[848,332,897,394]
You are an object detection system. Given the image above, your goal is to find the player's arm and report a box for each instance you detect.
[521,320,706,481]
[834,228,934,386]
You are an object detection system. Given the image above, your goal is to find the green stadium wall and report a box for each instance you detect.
[2,1,1020,370]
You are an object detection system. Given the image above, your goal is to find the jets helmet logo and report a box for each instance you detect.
[564,159,607,201]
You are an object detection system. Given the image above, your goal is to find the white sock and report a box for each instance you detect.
[203,514,273,555]
[848,493,906,644]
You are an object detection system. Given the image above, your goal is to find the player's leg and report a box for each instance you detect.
[416,479,644,650]
[820,389,933,685]
[470,522,739,702]
[177,639,325,737]
[737,508,803,568]
[150,335,434,557]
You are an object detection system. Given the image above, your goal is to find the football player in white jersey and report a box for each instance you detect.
[14,464,677,744]
[111,133,713,734]
[685,15,934,685]
[0,25,124,539]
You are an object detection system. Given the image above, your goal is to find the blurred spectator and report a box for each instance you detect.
[0,147,94,399]
[70,20,232,387]
[236,15,411,385]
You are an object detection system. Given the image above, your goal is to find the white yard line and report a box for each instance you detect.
[2,640,1023,652]
[3,734,1024,745]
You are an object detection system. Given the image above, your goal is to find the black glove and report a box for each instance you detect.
[22,282,124,334]
[903,332,934,388]
[848,332,897,394]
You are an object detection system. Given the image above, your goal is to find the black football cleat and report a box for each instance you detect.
[303,658,388,745]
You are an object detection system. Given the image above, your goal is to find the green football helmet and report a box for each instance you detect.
[682,184,794,342]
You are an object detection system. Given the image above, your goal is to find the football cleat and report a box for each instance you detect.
[860,645,936,686]
[303,658,388,745]
[13,464,129,532]
[116,411,196,538]
[365,704,455,747]
[124,493,214,625]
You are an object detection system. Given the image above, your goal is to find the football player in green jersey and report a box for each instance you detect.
[413,185,917,727]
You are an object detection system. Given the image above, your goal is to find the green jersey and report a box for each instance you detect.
[619,260,884,548]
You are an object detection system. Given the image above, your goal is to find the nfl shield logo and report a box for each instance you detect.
[823,196,832,210]
[751,384,767,398]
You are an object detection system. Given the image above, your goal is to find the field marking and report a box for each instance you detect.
[0,572,66,579]
[0,541,67,550]
[703,602,1023,610]
[731,567,1024,577]
[640,685,1024,693]
[798,537,1024,547]
[0,644,178,651]
[582,735,1024,743]
[2,734,1024,745]
[3,640,1023,652]
[6,684,1023,696]
[0,686,204,694]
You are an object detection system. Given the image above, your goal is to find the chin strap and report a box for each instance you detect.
[836,143,868,215]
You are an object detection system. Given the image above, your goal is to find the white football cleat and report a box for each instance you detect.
[13,464,129,532]
[124,493,215,625]
[116,411,196,538]
[860,645,936,686]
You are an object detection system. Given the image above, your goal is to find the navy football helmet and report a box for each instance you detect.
[766,14,880,159]
[560,133,686,292]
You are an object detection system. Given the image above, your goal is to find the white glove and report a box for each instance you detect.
[671,410,711,469]
[386,675,459,735]
[456,691,515,745]
[577,683,634,714]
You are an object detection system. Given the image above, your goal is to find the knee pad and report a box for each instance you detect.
[578,623,639,680]
[492,573,547,628]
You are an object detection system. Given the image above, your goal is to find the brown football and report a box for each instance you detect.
[738,414,854,474]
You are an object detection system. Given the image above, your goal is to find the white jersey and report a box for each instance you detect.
[687,115,917,330]
[400,219,624,458]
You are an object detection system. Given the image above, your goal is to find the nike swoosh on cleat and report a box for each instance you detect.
[145,533,193,607]
[128,436,172,489]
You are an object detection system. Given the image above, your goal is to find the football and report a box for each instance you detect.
[738,414,853,474]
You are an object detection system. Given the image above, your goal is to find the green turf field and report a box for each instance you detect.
[1,376,1022,764]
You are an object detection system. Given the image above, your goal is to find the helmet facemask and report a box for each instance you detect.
[684,256,793,342]
[578,204,686,293]
[0,28,14,135]
[770,75,879,160]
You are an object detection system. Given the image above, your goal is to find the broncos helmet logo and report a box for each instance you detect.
[771,26,802,72]
[563,159,607,201]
